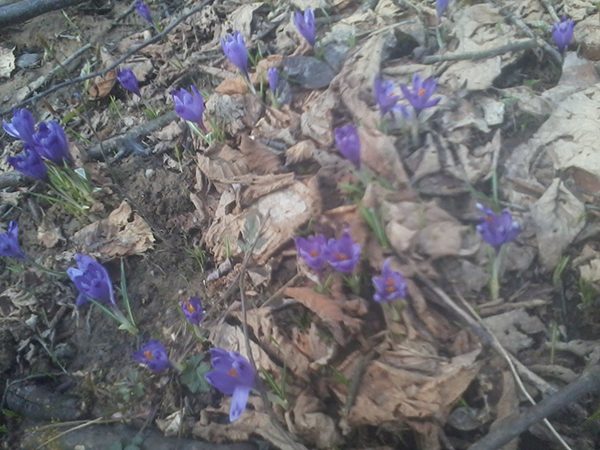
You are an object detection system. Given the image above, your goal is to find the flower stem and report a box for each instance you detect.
[489,245,506,302]
[25,257,67,278]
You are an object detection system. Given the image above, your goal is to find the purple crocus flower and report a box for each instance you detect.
[325,231,361,274]
[295,234,328,272]
[437,0,450,17]
[3,108,35,143]
[132,339,170,372]
[171,86,207,132]
[134,0,153,24]
[552,15,575,53]
[334,124,361,169]
[294,8,315,47]
[67,254,116,307]
[0,221,26,260]
[400,74,441,116]
[221,31,249,79]
[116,68,141,97]
[33,120,72,166]
[205,348,256,422]
[182,296,203,325]
[7,145,48,180]
[372,259,407,303]
[373,76,409,118]
[476,204,521,251]
[268,67,278,93]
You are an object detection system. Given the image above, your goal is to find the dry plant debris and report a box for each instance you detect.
[2,0,600,449]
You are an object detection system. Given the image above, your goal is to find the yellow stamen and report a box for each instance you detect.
[335,253,348,261]
[418,88,426,96]
[185,301,196,313]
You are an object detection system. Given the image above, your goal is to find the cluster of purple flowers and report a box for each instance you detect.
[4,109,73,180]
[374,74,441,119]
[295,231,362,274]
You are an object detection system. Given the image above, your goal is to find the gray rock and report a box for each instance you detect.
[16,53,40,69]
[283,56,335,90]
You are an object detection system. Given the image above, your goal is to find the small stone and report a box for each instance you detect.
[283,56,335,90]
[145,169,155,179]
[16,53,40,69]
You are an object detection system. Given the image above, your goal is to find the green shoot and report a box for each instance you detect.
[109,96,123,119]
[260,367,288,409]
[186,245,207,273]
[358,203,390,250]
[330,366,350,387]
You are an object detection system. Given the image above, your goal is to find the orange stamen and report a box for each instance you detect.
[228,368,239,377]
[144,350,154,361]
[335,253,348,261]
[386,278,395,285]
[386,286,396,293]
[418,88,426,96]
[185,301,196,313]
[310,250,319,257]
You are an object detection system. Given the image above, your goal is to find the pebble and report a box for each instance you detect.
[283,56,336,89]
[145,169,155,179]
[16,53,40,69]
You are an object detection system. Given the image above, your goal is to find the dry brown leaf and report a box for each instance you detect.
[358,127,411,189]
[72,201,155,259]
[0,287,37,309]
[214,76,249,95]
[286,139,316,164]
[37,219,63,249]
[195,396,309,450]
[283,287,361,345]
[300,89,337,147]
[240,173,295,206]
[88,70,117,98]
[254,105,301,144]
[239,134,282,174]
[285,388,342,449]
[239,308,312,381]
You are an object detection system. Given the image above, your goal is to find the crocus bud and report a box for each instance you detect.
[294,8,315,47]
[134,0,153,23]
[0,221,26,260]
[268,67,278,94]
[116,68,141,97]
[221,31,249,79]
[182,296,203,325]
[33,120,72,166]
[132,340,170,372]
[205,349,256,422]
[7,145,48,180]
[67,254,116,306]
[437,0,450,17]
[552,15,575,53]
[334,124,361,169]
[171,85,207,133]
[3,108,35,143]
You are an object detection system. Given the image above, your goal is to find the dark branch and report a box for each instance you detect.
[0,0,89,27]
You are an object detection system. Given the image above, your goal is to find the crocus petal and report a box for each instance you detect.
[205,371,239,395]
[230,386,251,422]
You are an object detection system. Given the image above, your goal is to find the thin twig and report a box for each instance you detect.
[468,365,600,450]
[540,0,560,24]
[0,0,215,117]
[423,39,539,64]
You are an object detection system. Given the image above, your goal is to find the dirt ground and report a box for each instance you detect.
[1,0,600,449]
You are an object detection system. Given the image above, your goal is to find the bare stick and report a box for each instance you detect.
[0,0,216,117]
[422,39,538,64]
[0,0,88,26]
[468,365,600,450]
